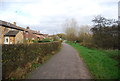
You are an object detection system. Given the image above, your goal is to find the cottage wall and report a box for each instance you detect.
[15,31,24,44]
[0,26,11,44]
[9,37,15,44]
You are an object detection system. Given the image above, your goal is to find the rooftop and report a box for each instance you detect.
[4,30,19,36]
[0,20,26,31]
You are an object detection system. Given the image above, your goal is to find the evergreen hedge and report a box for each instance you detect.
[2,41,61,79]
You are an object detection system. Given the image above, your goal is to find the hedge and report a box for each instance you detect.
[2,41,61,79]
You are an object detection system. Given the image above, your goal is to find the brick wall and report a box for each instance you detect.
[15,31,24,44]
[0,26,11,44]
[9,37,15,44]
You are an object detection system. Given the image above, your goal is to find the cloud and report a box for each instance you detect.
[0,0,119,34]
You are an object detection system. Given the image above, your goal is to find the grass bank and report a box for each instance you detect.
[67,41,119,79]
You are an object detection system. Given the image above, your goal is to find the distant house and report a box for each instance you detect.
[0,20,25,44]
[33,32,46,39]
[24,27,36,41]
[42,34,48,38]
[24,27,46,42]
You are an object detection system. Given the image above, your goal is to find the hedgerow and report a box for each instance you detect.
[2,41,61,79]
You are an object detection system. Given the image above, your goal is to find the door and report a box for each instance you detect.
[4,37,9,44]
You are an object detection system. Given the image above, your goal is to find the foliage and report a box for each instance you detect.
[63,19,94,47]
[77,25,94,48]
[91,15,119,49]
[67,42,119,79]
[32,38,53,43]
[63,16,119,50]
[31,63,41,69]
[80,42,97,48]
[92,15,116,27]
[52,35,60,41]
[39,38,52,42]
[57,33,66,40]
[2,41,61,79]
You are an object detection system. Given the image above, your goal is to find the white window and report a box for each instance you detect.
[4,37,9,44]
[32,38,34,40]
[26,38,28,40]
[25,31,28,34]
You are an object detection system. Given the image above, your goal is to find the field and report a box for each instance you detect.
[67,42,119,79]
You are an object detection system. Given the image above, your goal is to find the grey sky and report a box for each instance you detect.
[0,0,119,34]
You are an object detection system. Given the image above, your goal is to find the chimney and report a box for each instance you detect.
[38,31,40,33]
[26,26,30,29]
[13,22,16,25]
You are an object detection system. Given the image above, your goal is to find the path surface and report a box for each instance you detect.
[28,43,92,79]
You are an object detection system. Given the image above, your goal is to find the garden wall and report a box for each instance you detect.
[2,41,61,79]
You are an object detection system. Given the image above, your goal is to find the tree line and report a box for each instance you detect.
[62,15,119,49]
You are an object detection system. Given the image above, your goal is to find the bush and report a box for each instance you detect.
[2,41,61,79]
[32,38,53,43]
[80,42,97,48]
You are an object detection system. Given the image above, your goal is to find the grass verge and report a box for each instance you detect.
[67,41,119,79]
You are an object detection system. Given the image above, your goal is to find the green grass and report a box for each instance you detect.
[67,41,119,79]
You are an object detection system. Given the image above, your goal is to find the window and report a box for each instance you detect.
[4,37,9,44]
[32,38,34,40]
[25,31,28,34]
[26,38,28,40]
[6,38,8,42]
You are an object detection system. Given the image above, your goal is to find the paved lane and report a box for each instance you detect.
[28,43,92,79]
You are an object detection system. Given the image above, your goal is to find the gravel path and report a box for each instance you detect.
[28,43,92,79]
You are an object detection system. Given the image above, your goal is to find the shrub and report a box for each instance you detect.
[2,41,61,79]
[32,38,53,43]
[80,42,97,48]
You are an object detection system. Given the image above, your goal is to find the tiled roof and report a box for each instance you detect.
[4,30,19,36]
[0,20,26,31]
[0,20,48,39]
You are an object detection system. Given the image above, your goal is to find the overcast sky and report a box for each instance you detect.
[0,0,119,34]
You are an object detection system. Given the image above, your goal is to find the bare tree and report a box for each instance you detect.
[78,25,92,43]
[63,18,78,41]
[79,25,91,34]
